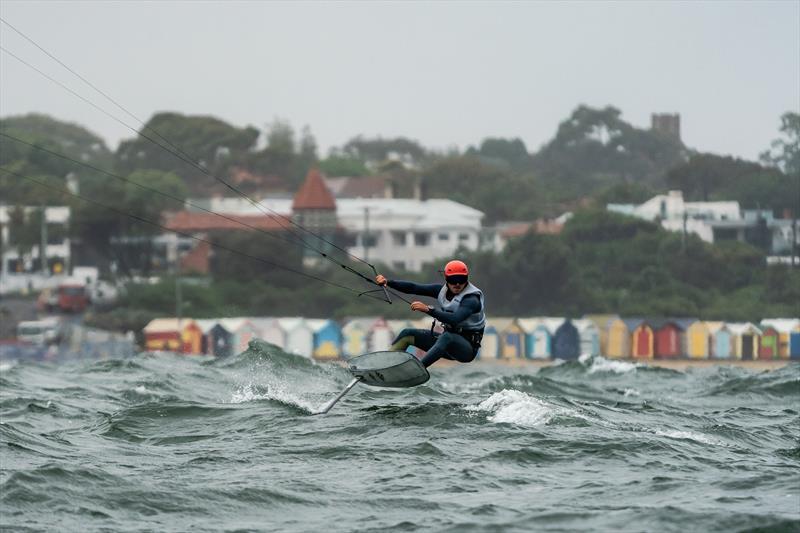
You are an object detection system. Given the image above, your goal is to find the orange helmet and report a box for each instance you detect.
[444,260,469,276]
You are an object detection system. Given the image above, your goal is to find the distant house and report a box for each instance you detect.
[169,170,486,273]
[608,190,799,255]
[0,205,72,286]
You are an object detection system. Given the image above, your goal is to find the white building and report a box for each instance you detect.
[608,190,798,255]
[184,195,485,272]
[0,206,72,293]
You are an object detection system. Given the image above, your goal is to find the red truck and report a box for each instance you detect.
[57,282,90,313]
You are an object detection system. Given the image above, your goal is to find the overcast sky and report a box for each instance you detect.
[1,1,798,162]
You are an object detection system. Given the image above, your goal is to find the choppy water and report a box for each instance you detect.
[2,340,799,532]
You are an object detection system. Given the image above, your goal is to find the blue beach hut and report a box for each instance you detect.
[574,319,600,356]
[517,319,542,360]
[307,319,342,360]
[706,322,732,359]
[791,332,800,360]
[552,319,580,360]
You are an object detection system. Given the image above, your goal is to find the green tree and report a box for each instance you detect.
[115,113,259,194]
[318,155,369,177]
[761,112,800,176]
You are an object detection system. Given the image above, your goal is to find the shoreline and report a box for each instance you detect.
[435,358,796,371]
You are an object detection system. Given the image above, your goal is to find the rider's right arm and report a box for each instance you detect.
[387,280,442,298]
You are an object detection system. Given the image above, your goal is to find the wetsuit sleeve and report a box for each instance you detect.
[426,294,481,327]
[386,280,442,298]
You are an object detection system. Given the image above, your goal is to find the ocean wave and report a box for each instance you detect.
[466,389,569,427]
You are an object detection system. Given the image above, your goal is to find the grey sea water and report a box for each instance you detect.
[1,340,798,533]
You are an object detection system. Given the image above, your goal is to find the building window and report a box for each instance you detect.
[362,233,378,248]
[391,231,407,246]
[414,232,430,246]
[438,233,450,241]
[459,233,470,241]
[392,261,405,270]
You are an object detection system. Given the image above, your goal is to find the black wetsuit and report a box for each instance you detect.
[387,280,483,368]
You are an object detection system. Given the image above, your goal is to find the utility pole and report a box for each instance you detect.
[682,210,688,253]
[40,205,48,275]
[363,206,370,263]
[175,247,182,331]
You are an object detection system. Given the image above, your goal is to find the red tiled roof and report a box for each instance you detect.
[164,211,288,232]
[180,241,210,274]
[292,168,336,210]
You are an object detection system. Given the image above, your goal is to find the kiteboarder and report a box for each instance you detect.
[375,260,486,368]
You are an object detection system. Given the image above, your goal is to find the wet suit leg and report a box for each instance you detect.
[390,328,475,368]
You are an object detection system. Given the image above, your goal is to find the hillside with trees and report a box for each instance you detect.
[2,107,797,332]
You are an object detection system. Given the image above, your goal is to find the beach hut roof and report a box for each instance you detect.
[760,319,800,333]
[646,318,685,330]
[243,317,277,333]
[143,318,196,333]
[277,317,308,332]
[573,318,599,332]
[583,314,620,330]
[220,318,255,333]
[194,319,218,334]
[704,321,726,333]
[622,318,647,331]
[306,318,333,331]
[727,322,763,335]
[487,317,515,331]
[516,318,541,333]
[539,317,566,333]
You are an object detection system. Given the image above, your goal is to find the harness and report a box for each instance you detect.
[431,320,484,353]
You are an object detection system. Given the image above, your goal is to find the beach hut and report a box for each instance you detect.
[706,322,732,359]
[194,319,217,355]
[761,319,800,359]
[478,320,501,360]
[307,319,342,360]
[143,318,203,354]
[652,319,691,359]
[728,322,761,360]
[686,321,711,359]
[368,318,395,352]
[221,318,260,354]
[258,318,286,351]
[552,319,580,360]
[758,326,780,360]
[386,319,413,338]
[496,318,524,360]
[517,318,541,360]
[342,318,373,358]
[143,318,182,352]
[628,320,653,360]
[583,314,618,356]
[791,331,800,360]
[198,320,234,357]
[606,318,632,359]
[533,318,565,360]
[574,319,600,356]
[279,318,314,357]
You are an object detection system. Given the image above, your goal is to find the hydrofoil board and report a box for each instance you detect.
[313,351,429,415]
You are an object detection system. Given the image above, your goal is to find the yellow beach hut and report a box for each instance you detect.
[605,318,631,359]
[498,318,525,360]
[686,321,711,359]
